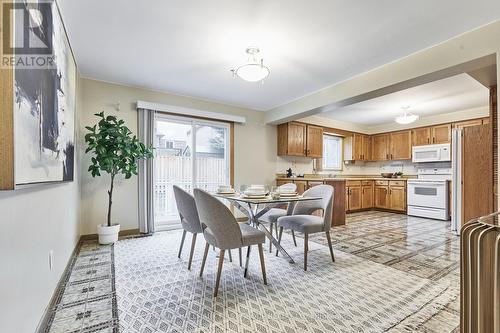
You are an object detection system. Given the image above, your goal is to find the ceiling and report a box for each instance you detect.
[317,74,489,125]
[58,0,500,111]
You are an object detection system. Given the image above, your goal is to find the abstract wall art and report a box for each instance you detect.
[0,0,76,189]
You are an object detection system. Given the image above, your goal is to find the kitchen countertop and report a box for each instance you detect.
[276,176,414,182]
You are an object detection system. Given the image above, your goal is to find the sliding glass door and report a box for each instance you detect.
[154,114,230,229]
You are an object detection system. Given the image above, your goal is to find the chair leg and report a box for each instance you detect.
[178,230,187,258]
[239,248,243,267]
[304,234,309,271]
[292,230,297,247]
[257,244,267,285]
[199,242,210,277]
[214,249,225,297]
[269,223,273,253]
[276,227,283,257]
[187,233,197,270]
[228,250,233,262]
[244,246,251,278]
[326,231,335,262]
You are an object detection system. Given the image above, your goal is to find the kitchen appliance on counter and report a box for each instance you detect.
[407,168,451,221]
[412,143,451,163]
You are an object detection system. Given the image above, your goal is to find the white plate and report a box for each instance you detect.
[217,190,235,195]
[279,192,298,197]
[242,194,268,199]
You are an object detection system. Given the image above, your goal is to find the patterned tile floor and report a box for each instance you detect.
[42,211,460,333]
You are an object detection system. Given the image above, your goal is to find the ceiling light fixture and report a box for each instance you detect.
[395,106,419,125]
[231,47,270,83]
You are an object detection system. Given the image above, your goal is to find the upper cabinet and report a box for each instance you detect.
[371,131,412,161]
[306,125,324,158]
[371,134,389,161]
[277,122,323,157]
[390,131,412,160]
[431,124,451,144]
[344,133,371,161]
[411,127,431,146]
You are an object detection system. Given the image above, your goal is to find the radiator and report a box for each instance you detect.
[460,212,500,333]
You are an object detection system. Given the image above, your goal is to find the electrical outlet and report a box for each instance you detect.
[48,250,54,271]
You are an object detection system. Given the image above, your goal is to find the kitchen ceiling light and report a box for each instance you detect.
[231,47,270,83]
[395,106,419,124]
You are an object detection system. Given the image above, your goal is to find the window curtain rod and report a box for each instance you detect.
[136,101,246,124]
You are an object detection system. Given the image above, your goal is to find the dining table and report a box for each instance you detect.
[213,192,321,264]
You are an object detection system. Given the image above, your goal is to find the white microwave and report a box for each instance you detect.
[412,143,451,163]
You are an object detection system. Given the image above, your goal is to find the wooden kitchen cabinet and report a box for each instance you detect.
[374,185,390,209]
[412,127,431,146]
[306,125,323,157]
[431,124,451,144]
[389,182,406,212]
[346,134,371,161]
[361,182,374,209]
[346,185,362,211]
[372,134,390,161]
[453,119,483,129]
[277,122,323,157]
[389,131,412,160]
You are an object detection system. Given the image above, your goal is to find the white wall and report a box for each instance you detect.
[79,78,277,235]
[0,78,82,333]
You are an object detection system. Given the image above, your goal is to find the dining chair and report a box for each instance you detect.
[276,184,334,271]
[194,189,268,297]
[173,185,204,270]
[258,182,298,252]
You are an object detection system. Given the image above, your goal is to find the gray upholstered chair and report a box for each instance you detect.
[276,184,334,271]
[173,185,203,270]
[194,189,267,297]
[259,183,298,251]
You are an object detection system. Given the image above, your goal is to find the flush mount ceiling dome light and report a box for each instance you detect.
[231,47,270,83]
[395,106,419,125]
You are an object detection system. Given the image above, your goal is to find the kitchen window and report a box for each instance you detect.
[321,134,343,170]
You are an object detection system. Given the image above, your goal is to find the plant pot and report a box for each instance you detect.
[97,224,120,245]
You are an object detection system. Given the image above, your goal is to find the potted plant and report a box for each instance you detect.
[394,171,403,179]
[85,112,153,244]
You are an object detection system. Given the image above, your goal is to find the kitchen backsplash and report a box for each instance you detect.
[276,156,450,177]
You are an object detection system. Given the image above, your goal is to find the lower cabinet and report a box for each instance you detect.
[374,185,390,209]
[374,180,406,212]
[361,183,374,209]
[346,185,362,211]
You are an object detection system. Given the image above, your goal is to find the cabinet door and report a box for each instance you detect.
[363,136,372,161]
[389,186,406,211]
[390,131,412,160]
[362,185,373,208]
[374,186,389,208]
[412,127,431,146]
[431,124,451,144]
[348,186,362,210]
[353,134,364,160]
[372,134,389,161]
[287,122,307,156]
[453,119,483,129]
[307,181,324,189]
[306,125,323,157]
[276,179,289,187]
[294,181,307,195]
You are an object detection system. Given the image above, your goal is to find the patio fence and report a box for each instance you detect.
[154,155,227,221]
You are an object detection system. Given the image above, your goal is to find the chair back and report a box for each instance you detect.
[193,189,243,249]
[279,183,297,192]
[293,185,334,231]
[173,185,203,233]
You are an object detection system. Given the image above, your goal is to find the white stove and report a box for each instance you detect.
[407,168,452,220]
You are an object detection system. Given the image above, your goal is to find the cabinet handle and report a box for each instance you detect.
[391,154,393,159]
[427,138,430,144]
[386,154,389,160]
[433,137,435,143]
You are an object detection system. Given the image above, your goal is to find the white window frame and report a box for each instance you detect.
[155,113,231,190]
[321,134,343,171]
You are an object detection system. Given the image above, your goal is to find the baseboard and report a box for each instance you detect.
[35,237,82,333]
[80,228,141,241]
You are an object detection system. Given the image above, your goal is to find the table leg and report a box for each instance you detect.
[247,203,295,264]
